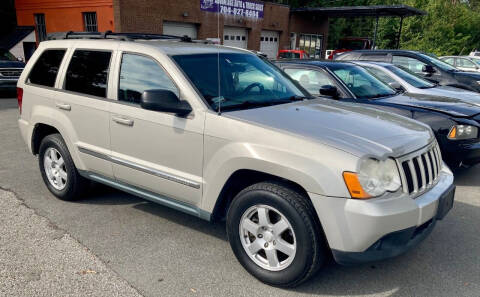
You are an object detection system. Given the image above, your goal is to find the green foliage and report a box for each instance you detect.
[293,0,480,55]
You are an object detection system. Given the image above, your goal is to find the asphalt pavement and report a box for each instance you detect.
[1,97,479,297]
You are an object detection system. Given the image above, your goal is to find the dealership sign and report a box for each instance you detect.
[200,0,264,19]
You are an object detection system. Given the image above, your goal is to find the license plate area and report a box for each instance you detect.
[436,186,455,220]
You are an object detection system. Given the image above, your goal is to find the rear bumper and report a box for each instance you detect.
[309,165,454,265]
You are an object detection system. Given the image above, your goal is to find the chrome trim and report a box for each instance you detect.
[78,170,211,221]
[77,146,200,189]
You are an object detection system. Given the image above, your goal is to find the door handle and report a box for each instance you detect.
[112,116,134,126]
[55,103,71,111]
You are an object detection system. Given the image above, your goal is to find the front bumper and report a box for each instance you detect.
[443,140,480,167]
[0,79,18,90]
[309,165,454,265]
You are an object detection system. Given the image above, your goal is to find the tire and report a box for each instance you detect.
[226,181,326,287]
[38,133,89,201]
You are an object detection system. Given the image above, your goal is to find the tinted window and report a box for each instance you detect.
[65,50,111,97]
[278,52,300,59]
[359,54,388,62]
[119,54,178,104]
[364,66,397,85]
[28,49,66,87]
[392,56,427,74]
[386,65,435,89]
[327,64,396,99]
[173,53,306,111]
[284,68,337,95]
[457,58,476,69]
[0,49,16,61]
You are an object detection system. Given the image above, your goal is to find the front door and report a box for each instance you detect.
[109,52,204,206]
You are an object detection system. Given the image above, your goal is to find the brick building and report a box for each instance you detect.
[15,0,329,59]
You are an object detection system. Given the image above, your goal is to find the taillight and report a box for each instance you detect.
[17,87,23,114]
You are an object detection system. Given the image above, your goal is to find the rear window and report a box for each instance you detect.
[65,50,111,98]
[28,49,66,87]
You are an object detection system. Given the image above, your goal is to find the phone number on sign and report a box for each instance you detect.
[220,6,260,18]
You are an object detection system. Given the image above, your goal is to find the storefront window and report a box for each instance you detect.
[299,34,323,59]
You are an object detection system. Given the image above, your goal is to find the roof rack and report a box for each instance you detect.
[47,31,195,42]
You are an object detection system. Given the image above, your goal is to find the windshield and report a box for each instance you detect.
[327,64,396,99]
[278,52,301,59]
[0,49,16,61]
[418,53,457,71]
[386,65,435,89]
[173,53,307,111]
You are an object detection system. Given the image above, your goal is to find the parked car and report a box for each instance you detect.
[354,61,480,104]
[325,49,333,59]
[439,56,480,72]
[335,50,480,93]
[277,49,309,59]
[327,37,373,60]
[275,60,480,168]
[18,32,454,287]
[0,48,25,94]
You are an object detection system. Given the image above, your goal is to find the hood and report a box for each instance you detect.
[380,92,480,117]
[225,98,434,158]
[0,60,25,68]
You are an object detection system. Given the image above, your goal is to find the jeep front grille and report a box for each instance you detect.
[0,68,23,78]
[397,142,442,196]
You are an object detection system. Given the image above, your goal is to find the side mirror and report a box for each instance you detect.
[140,89,192,116]
[422,65,435,74]
[388,81,404,91]
[319,85,338,98]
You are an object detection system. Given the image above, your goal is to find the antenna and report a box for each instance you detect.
[217,1,222,115]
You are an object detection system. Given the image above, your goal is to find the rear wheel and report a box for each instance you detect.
[226,181,326,287]
[39,133,89,201]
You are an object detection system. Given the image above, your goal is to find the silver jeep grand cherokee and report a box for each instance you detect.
[17,32,455,287]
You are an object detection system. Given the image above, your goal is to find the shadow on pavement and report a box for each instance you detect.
[453,164,480,187]
[77,181,479,297]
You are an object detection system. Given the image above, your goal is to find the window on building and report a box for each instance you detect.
[83,12,98,32]
[28,49,66,87]
[65,50,111,97]
[224,35,229,40]
[34,14,47,42]
[118,54,178,104]
[298,34,323,59]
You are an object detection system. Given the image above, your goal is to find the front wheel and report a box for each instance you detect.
[39,133,89,201]
[226,181,326,287]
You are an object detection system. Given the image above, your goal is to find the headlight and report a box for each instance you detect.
[447,125,478,140]
[343,158,401,199]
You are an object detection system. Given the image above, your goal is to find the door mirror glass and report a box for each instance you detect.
[140,89,192,116]
[388,81,404,91]
[319,85,338,98]
[422,65,435,74]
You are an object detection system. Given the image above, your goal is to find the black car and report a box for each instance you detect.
[275,60,480,168]
[335,50,480,93]
[0,48,25,95]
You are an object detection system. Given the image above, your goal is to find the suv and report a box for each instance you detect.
[17,32,455,287]
[0,48,25,94]
[335,50,480,93]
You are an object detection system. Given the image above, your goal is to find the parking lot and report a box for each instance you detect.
[0,96,479,297]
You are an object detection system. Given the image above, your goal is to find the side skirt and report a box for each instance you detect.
[78,170,211,221]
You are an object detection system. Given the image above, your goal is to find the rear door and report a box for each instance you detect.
[108,46,205,206]
[56,42,117,178]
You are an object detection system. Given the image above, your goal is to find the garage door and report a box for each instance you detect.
[223,27,248,49]
[163,22,197,39]
[260,30,279,59]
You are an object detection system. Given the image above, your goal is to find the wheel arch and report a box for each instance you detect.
[210,169,312,222]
